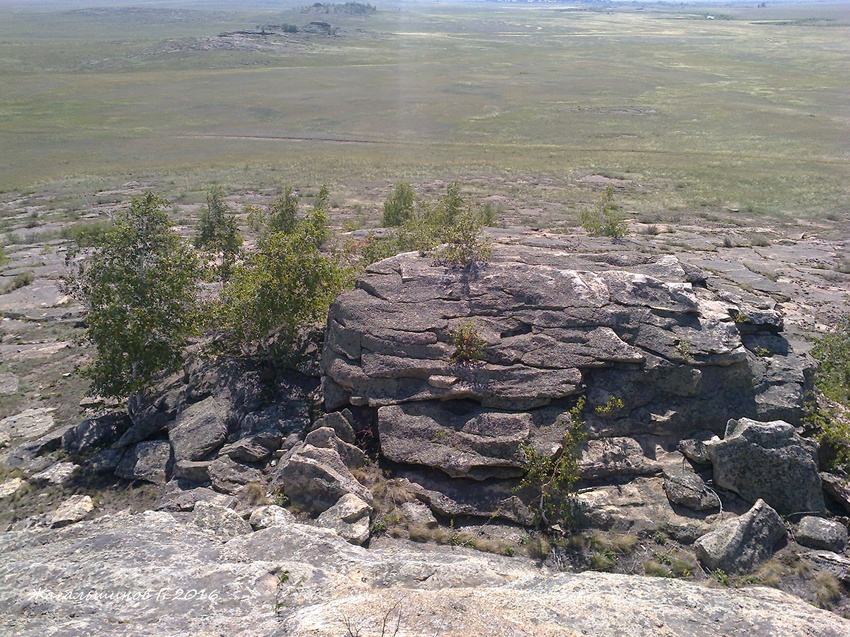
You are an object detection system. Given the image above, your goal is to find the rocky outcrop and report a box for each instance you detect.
[694,499,786,574]
[168,396,228,462]
[1,510,847,637]
[321,247,813,525]
[315,493,372,545]
[705,417,824,515]
[115,440,172,485]
[50,495,93,528]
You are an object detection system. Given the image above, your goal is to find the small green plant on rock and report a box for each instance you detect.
[516,397,587,528]
[594,396,624,415]
[580,186,627,239]
[450,321,486,364]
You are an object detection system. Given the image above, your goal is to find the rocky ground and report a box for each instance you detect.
[1,183,850,634]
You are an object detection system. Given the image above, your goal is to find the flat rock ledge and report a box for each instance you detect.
[1,511,848,637]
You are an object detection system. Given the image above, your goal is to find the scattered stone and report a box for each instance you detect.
[0,477,25,499]
[694,499,786,574]
[208,455,261,495]
[663,468,718,511]
[0,407,56,440]
[677,431,717,465]
[88,447,124,474]
[115,440,172,485]
[275,443,373,515]
[51,495,94,528]
[580,437,662,481]
[0,372,19,395]
[820,472,850,516]
[31,461,78,485]
[169,396,228,462]
[218,437,272,463]
[304,426,365,469]
[705,418,823,515]
[312,410,356,444]
[155,485,235,512]
[173,460,212,485]
[795,516,848,553]
[248,505,295,530]
[400,501,438,529]
[190,501,252,541]
[316,493,372,545]
[62,412,131,455]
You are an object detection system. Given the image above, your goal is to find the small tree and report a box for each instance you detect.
[67,191,201,398]
[268,187,300,235]
[382,182,416,227]
[214,214,349,360]
[580,186,628,239]
[195,185,242,279]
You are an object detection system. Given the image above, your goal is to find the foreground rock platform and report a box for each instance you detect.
[1,511,849,637]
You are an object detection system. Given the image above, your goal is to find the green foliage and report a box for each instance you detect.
[213,213,349,360]
[432,208,492,268]
[580,186,628,238]
[195,185,242,279]
[812,316,850,406]
[450,321,486,364]
[711,568,731,586]
[63,220,111,248]
[381,181,415,227]
[67,191,201,398]
[268,187,300,235]
[516,396,587,528]
[594,396,624,415]
[0,271,34,294]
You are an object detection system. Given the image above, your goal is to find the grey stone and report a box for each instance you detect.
[315,493,372,545]
[796,516,848,553]
[31,461,78,485]
[0,407,56,440]
[173,460,212,485]
[274,443,373,515]
[705,418,824,515]
[694,499,786,574]
[663,468,718,511]
[304,426,365,469]
[169,396,228,462]
[579,437,662,481]
[219,437,272,463]
[208,456,262,495]
[51,495,94,528]
[115,440,172,485]
[248,505,295,530]
[821,472,850,516]
[0,477,25,499]
[400,501,438,529]
[312,411,357,444]
[677,431,717,465]
[88,447,124,474]
[62,412,131,455]
[2,509,845,637]
[190,501,252,541]
[155,485,235,512]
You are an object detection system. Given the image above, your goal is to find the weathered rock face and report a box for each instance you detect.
[706,418,824,515]
[1,510,848,637]
[694,499,786,574]
[796,516,848,553]
[322,247,813,521]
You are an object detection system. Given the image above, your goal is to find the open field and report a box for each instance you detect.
[0,0,847,221]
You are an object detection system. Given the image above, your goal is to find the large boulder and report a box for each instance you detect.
[315,493,372,545]
[694,499,786,574]
[705,418,824,515]
[795,516,848,553]
[274,443,373,515]
[169,396,228,462]
[62,412,131,455]
[115,440,172,485]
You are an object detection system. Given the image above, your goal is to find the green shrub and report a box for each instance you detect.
[213,214,350,361]
[268,187,300,235]
[516,397,587,527]
[432,209,491,268]
[580,186,628,238]
[1,271,34,294]
[450,321,486,364]
[63,220,112,248]
[812,315,850,406]
[381,181,415,227]
[195,185,242,280]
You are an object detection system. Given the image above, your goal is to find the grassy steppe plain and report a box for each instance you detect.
[0,1,847,220]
